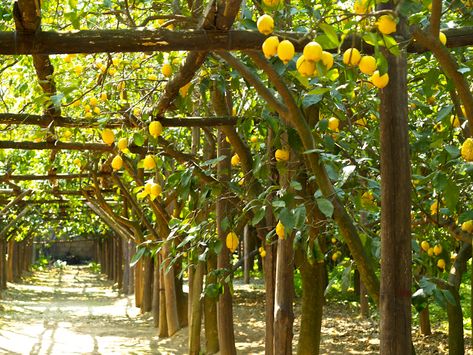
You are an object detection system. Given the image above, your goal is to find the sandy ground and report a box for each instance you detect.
[0,265,470,354]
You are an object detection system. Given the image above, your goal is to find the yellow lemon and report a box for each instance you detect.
[437,258,446,269]
[461,220,473,233]
[101,129,115,145]
[179,82,192,97]
[117,138,128,151]
[259,248,267,258]
[332,251,341,262]
[321,51,334,70]
[303,41,323,62]
[262,0,281,8]
[226,232,239,253]
[262,36,280,58]
[149,121,163,138]
[85,112,93,118]
[143,155,156,170]
[275,220,285,239]
[148,74,158,81]
[420,240,430,252]
[427,247,434,257]
[144,182,153,195]
[73,158,81,167]
[74,65,83,75]
[461,138,473,161]
[296,55,316,77]
[161,63,172,77]
[108,67,117,76]
[430,200,439,215]
[328,117,340,131]
[439,32,447,45]
[100,92,108,101]
[355,118,368,127]
[376,15,397,35]
[250,135,258,143]
[331,238,337,244]
[358,55,377,75]
[84,104,91,113]
[93,107,101,114]
[277,40,295,64]
[150,183,162,197]
[433,244,442,255]
[343,48,361,66]
[257,14,274,35]
[111,155,123,170]
[450,115,461,128]
[89,97,98,107]
[370,70,389,89]
[460,105,466,117]
[275,148,289,161]
[231,154,240,166]
[63,130,72,140]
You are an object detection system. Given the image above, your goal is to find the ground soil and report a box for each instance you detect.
[0,265,471,354]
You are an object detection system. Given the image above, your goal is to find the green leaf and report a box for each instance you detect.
[458,211,473,224]
[436,105,453,122]
[444,145,460,158]
[319,23,339,46]
[251,206,266,226]
[279,207,295,231]
[293,206,306,229]
[382,35,400,56]
[316,197,334,218]
[130,246,146,267]
[444,180,459,212]
[133,132,145,146]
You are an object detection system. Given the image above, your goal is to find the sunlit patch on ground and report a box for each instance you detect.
[0,266,471,354]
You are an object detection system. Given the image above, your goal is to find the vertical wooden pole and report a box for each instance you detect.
[189,261,204,355]
[204,254,219,353]
[243,224,250,284]
[152,255,160,327]
[379,45,412,353]
[158,254,168,337]
[141,254,154,313]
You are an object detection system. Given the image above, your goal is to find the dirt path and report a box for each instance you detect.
[0,266,469,354]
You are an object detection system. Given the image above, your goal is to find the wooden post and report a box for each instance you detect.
[141,254,154,313]
[243,224,250,284]
[419,306,432,335]
[204,254,219,353]
[189,261,204,355]
[379,44,412,353]
[152,255,160,327]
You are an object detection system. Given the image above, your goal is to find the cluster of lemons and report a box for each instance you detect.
[99,121,164,200]
[258,15,334,77]
[420,241,446,269]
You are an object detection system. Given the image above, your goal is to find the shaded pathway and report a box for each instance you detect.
[0,265,177,354]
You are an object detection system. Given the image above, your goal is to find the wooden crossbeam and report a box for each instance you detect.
[0,173,110,181]
[0,28,471,55]
[0,113,238,128]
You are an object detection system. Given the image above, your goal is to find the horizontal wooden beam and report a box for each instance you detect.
[0,27,471,56]
[0,172,111,181]
[0,140,114,152]
[0,113,238,128]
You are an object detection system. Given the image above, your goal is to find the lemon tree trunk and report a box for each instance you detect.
[379,46,413,353]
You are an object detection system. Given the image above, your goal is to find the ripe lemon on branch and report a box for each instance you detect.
[149,121,163,138]
[143,155,156,170]
[257,14,274,35]
[461,138,473,161]
[276,220,285,239]
[101,129,115,145]
[226,232,239,253]
[111,155,123,171]
[117,138,128,151]
[358,55,377,75]
[303,41,323,62]
[342,48,361,66]
[461,220,473,233]
[370,71,389,89]
[296,55,316,77]
[231,154,240,166]
[262,36,280,58]
[277,40,295,64]
[275,148,289,161]
[376,15,396,35]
